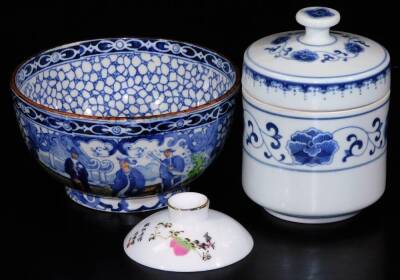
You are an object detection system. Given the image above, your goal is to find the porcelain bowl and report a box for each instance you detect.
[11,38,239,212]
[242,89,389,223]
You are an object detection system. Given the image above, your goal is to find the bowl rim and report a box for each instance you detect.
[10,37,240,121]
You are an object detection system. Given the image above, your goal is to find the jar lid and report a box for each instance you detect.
[243,7,390,111]
[123,192,253,272]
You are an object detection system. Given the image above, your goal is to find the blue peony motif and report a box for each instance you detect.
[287,128,338,165]
[345,42,364,54]
[291,50,319,62]
[305,8,334,18]
[271,36,290,45]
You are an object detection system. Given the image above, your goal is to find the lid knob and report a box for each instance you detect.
[296,7,340,45]
[167,192,209,223]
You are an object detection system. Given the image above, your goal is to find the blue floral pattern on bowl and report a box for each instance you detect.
[304,8,334,18]
[17,39,235,117]
[11,38,239,212]
[287,128,338,165]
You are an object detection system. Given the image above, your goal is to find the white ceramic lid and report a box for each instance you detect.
[123,192,253,272]
[243,7,390,111]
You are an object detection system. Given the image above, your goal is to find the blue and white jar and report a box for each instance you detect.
[242,7,390,223]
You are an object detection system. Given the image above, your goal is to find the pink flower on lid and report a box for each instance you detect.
[170,238,191,256]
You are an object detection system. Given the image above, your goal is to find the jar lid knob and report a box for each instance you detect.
[296,7,340,45]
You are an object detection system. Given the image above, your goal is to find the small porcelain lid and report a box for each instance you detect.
[243,7,390,111]
[123,192,253,272]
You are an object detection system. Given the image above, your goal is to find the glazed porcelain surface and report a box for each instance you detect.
[11,38,239,212]
[242,7,390,224]
[242,7,390,111]
[243,90,388,223]
[123,192,253,272]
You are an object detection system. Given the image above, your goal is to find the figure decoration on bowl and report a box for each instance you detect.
[11,38,239,213]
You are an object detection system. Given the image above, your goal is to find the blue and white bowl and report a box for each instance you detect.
[11,38,239,213]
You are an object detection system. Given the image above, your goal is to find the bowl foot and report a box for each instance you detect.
[65,187,186,213]
[265,209,360,224]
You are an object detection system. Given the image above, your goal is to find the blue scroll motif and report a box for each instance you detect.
[342,117,386,162]
[244,109,387,169]
[264,32,370,63]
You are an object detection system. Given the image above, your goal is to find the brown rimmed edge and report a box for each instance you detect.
[10,37,240,122]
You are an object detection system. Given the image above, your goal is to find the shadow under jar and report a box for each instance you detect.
[11,38,239,213]
[241,7,390,223]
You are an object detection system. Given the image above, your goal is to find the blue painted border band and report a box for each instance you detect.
[243,63,390,94]
[15,95,236,137]
[243,147,386,173]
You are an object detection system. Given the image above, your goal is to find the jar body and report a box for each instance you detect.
[242,89,389,223]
